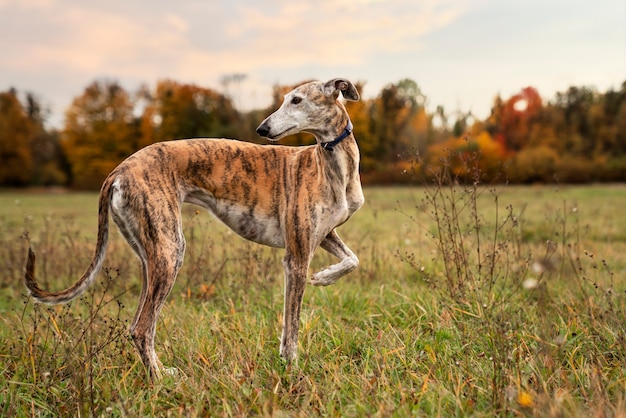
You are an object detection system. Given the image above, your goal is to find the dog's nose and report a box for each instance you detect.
[256,122,270,137]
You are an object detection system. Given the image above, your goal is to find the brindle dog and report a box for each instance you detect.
[25,78,364,379]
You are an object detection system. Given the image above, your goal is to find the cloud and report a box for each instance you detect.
[0,0,55,9]
[1,0,469,80]
[224,0,468,67]
[0,0,477,120]
[1,0,621,129]
[1,3,216,83]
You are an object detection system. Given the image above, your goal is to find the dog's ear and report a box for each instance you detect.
[324,78,360,102]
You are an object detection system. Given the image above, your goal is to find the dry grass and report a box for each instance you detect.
[0,179,625,416]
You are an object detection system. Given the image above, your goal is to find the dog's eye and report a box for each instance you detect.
[291,96,302,105]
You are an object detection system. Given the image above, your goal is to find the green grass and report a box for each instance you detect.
[1,184,626,416]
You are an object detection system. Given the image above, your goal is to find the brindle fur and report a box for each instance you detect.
[24,78,364,379]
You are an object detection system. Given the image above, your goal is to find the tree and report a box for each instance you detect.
[0,89,35,185]
[344,82,377,171]
[589,83,626,156]
[140,80,239,147]
[370,79,426,163]
[63,80,138,189]
[24,93,69,186]
[497,87,543,152]
[554,86,597,157]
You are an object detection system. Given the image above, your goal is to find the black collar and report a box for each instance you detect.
[321,119,353,151]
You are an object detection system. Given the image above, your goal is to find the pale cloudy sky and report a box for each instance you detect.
[1,0,624,128]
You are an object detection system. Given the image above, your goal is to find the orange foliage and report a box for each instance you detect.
[140,80,238,147]
[0,91,34,185]
[62,81,137,189]
[425,130,506,181]
[497,86,543,152]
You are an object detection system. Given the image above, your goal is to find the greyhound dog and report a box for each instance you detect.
[25,78,364,379]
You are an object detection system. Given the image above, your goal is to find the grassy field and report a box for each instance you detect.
[1,183,625,416]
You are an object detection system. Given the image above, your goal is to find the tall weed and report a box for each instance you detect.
[399,143,626,414]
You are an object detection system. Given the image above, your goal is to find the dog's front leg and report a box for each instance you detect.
[280,253,309,363]
[310,229,359,286]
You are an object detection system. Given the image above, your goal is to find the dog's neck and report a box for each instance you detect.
[313,113,360,194]
[321,118,353,152]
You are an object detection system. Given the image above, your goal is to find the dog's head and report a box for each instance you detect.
[256,78,359,141]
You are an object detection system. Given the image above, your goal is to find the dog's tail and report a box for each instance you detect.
[25,175,116,304]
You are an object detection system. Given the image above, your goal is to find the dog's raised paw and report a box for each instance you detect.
[310,274,332,287]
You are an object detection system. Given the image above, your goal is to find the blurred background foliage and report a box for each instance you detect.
[1,78,625,189]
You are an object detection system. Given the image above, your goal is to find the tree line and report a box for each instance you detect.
[1,78,625,189]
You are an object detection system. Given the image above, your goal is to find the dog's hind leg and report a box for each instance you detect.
[110,213,149,335]
[310,229,359,286]
[130,225,185,379]
[112,185,186,379]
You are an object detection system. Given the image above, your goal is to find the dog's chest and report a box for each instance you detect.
[317,190,363,229]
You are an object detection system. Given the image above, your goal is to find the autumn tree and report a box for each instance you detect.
[493,87,542,152]
[370,79,427,164]
[24,94,69,185]
[601,82,626,155]
[606,82,626,155]
[0,89,34,185]
[553,86,598,157]
[140,80,239,148]
[63,80,138,189]
[344,82,377,172]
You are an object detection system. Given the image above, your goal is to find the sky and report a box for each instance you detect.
[1,0,624,129]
